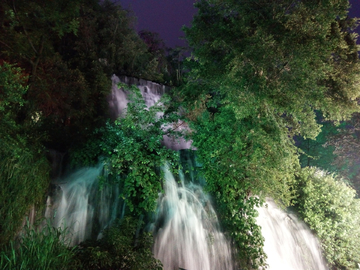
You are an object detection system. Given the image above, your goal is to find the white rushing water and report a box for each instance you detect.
[150,165,234,270]
[50,165,124,245]
[50,163,234,269]
[257,199,328,270]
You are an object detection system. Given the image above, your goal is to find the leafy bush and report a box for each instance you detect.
[0,217,162,270]
[0,62,50,245]
[74,216,162,270]
[71,84,180,215]
[293,167,360,269]
[0,220,75,270]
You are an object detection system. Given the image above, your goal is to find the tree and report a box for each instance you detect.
[325,112,360,193]
[138,30,188,86]
[0,0,166,151]
[296,114,342,170]
[0,62,50,245]
[180,0,360,267]
[0,0,81,81]
[0,0,169,247]
[138,30,168,83]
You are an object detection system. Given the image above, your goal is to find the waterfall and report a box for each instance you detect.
[257,199,328,270]
[50,165,124,245]
[47,75,329,269]
[50,161,234,269]
[50,162,328,269]
[150,164,234,270]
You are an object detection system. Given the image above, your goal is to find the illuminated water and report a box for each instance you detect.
[257,199,328,270]
[50,165,124,245]
[150,165,234,270]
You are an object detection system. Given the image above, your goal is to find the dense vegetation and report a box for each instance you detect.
[179,0,360,268]
[0,217,161,270]
[0,63,50,245]
[71,84,180,215]
[0,221,75,270]
[294,168,360,269]
[0,0,175,247]
[1,0,360,269]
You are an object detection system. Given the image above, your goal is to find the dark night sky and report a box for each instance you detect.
[120,0,360,48]
[119,0,196,48]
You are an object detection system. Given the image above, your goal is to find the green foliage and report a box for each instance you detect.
[0,0,168,151]
[0,62,27,114]
[293,167,360,269]
[0,216,161,270]
[70,1,164,81]
[72,84,179,214]
[324,112,360,193]
[188,106,299,268]
[138,30,167,82]
[164,47,187,87]
[179,0,360,266]
[74,216,162,270]
[137,30,187,86]
[297,112,360,194]
[0,138,50,246]
[0,62,50,246]
[0,62,28,135]
[0,0,80,69]
[297,118,344,170]
[183,0,360,136]
[0,220,75,270]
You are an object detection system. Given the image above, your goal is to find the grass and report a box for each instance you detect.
[0,219,75,270]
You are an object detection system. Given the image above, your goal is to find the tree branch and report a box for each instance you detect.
[12,0,38,55]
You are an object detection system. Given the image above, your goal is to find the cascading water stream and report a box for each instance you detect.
[49,161,234,269]
[257,199,328,270]
[49,165,125,245]
[150,165,234,270]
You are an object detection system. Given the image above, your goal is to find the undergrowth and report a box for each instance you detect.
[0,220,75,270]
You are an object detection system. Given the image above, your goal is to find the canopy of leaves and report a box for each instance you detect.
[180,0,360,267]
[0,0,166,151]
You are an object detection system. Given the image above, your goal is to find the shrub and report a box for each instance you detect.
[0,220,75,270]
[0,62,50,245]
[293,167,360,269]
[74,216,162,270]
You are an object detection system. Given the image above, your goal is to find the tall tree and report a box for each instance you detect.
[326,112,360,192]
[0,0,168,245]
[181,0,360,267]
[0,62,50,245]
[0,0,165,150]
